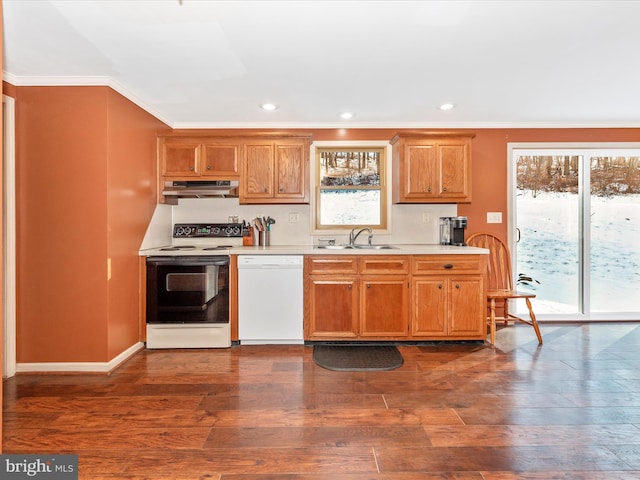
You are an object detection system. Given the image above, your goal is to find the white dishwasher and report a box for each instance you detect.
[238,255,304,344]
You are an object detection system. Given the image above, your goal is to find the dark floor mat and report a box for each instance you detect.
[312,345,404,371]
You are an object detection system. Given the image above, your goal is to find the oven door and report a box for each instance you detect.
[146,256,230,324]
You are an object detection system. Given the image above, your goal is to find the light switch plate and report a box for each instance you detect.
[487,212,503,224]
[288,212,300,223]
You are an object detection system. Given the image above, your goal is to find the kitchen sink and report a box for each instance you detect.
[314,244,397,250]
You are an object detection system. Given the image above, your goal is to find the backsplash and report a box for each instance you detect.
[140,198,456,249]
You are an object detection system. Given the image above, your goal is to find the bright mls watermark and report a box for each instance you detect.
[1,455,77,479]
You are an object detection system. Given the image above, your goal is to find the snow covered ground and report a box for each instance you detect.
[516,190,640,315]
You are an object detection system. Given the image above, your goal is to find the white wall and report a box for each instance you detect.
[138,198,456,246]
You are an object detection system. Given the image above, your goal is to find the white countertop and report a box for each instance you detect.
[139,244,489,256]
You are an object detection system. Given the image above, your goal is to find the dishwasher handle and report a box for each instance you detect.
[237,255,304,268]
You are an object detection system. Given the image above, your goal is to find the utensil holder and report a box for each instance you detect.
[259,230,270,246]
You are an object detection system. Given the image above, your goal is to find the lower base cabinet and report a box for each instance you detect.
[359,275,410,337]
[304,254,487,341]
[412,276,485,338]
[307,276,358,338]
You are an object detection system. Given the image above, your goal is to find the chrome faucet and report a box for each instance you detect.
[349,227,373,246]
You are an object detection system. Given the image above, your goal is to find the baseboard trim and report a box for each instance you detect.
[15,342,145,374]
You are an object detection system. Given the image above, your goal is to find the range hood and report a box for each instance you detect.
[162,180,239,198]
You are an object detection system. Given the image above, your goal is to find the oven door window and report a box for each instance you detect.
[148,262,229,324]
[166,267,219,306]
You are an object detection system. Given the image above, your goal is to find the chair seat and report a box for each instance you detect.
[487,289,536,300]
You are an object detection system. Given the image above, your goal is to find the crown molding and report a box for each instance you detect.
[2,72,172,127]
[172,121,640,130]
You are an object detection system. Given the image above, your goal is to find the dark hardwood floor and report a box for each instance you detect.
[3,322,640,479]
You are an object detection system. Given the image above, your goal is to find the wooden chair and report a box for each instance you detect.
[466,233,543,345]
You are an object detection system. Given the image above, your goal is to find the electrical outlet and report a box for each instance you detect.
[422,212,432,223]
[288,212,300,223]
[487,212,503,224]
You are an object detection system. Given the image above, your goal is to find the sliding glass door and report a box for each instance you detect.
[510,145,640,320]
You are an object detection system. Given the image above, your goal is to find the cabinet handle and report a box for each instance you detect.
[438,284,443,289]
[443,186,447,192]
[367,284,371,288]
[264,187,268,193]
[427,186,432,193]
[443,264,453,269]
[455,284,460,289]
[206,165,211,170]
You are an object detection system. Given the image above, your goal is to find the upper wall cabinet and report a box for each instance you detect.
[157,134,311,205]
[240,136,311,204]
[391,133,475,204]
[160,137,240,179]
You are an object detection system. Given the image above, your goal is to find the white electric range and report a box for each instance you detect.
[144,223,242,349]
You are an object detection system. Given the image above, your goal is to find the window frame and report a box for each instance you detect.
[311,141,391,234]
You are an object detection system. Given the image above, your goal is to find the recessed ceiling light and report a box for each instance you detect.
[439,103,455,111]
[260,103,278,111]
[340,112,354,119]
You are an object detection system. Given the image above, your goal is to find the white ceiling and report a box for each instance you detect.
[3,0,640,129]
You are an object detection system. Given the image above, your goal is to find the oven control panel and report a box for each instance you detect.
[173,223,243,238]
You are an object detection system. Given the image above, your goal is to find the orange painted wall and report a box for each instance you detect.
[12,85,165,363]
[16,86,109,362]
[105,89,163,359]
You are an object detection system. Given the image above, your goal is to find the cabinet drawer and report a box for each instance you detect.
[359,256,410,275]
[412,255,485,274]
[306,256,358,274]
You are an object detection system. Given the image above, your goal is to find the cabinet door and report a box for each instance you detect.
[307,277,358,339]
[162,142,200,176]
[412,278,448,337]
[359,276,409,337]
[275,142,307,201]
[201,142,240,178]
[448,276,485,337]
[403,143,438,199]
[242,142,274,199]
[439,141,470,199]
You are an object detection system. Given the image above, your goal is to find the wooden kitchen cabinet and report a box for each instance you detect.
[391,132,475,203]
[305,256,359,339]
[160,137,240,179]
[411,255,486,340]
[240,136,311,204]
[305,255,410,341]
[359,275,409,337]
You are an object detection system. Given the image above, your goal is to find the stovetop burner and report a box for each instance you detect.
[159,245,196,251]
[158,245,232,251]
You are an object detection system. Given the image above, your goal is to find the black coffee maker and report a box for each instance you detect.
[439,216,468,246]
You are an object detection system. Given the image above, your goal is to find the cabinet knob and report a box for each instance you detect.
[427,186,432,193]
[438,284,443,289]
[264,187,268,193]
[189,166,195,171]
[348,285,352,290]
[443,186,447,192]
[455,284,460,289]
[443,264,453,269]
[367,284,371,288]
[206,165,211,170]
